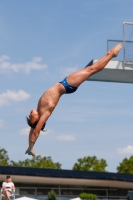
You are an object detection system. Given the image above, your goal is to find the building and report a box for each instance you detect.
[0,166,133,200]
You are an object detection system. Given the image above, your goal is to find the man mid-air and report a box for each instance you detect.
[25,44,122,156]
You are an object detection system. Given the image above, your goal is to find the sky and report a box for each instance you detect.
[0,0,133,172]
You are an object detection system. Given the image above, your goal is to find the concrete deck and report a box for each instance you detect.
[87,60,133,83]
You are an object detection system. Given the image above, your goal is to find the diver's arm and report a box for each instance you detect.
[30,110,52,143]
[26,110,52,156]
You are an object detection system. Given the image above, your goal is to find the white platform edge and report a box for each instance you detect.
[86,60,133,83]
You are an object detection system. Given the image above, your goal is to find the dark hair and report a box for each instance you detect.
[6,175,10,179]
[26,116,46,131]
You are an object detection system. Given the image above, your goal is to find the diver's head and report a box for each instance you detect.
[26,109,46,131]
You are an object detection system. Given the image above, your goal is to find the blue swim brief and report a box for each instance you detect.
[59,77,78,94]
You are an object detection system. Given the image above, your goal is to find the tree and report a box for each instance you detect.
[117,156,133,174]
[10,155,62,169]
[79,192,97,200]
[0,148,10,166]
[72,156,107,172]
[46,190,58,200]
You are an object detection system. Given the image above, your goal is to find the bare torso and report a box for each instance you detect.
[37,83,66,115]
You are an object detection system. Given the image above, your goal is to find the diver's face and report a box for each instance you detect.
[29,109,39,124]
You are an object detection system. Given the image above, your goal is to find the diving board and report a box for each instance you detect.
[87,22,133,83]
[87,60,133,83]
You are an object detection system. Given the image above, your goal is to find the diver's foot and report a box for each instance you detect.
[25,149,36,156]
[108,44,122,57]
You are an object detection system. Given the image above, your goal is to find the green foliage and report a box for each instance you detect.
[117,156,133,174]
[2,196,5,200]
[79,192,97,200]
[46,190,58,200]
[0,147,61,169]
[73,156,107,172]
[0,147,10,166]
[10,155,62,169]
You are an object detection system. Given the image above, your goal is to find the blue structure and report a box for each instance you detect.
[0,166,133,200]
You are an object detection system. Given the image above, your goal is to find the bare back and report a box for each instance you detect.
[37,83,66,115]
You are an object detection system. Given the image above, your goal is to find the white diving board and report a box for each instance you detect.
[87,60,133,83]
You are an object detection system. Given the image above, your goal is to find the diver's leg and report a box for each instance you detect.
[67,44,122,87]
